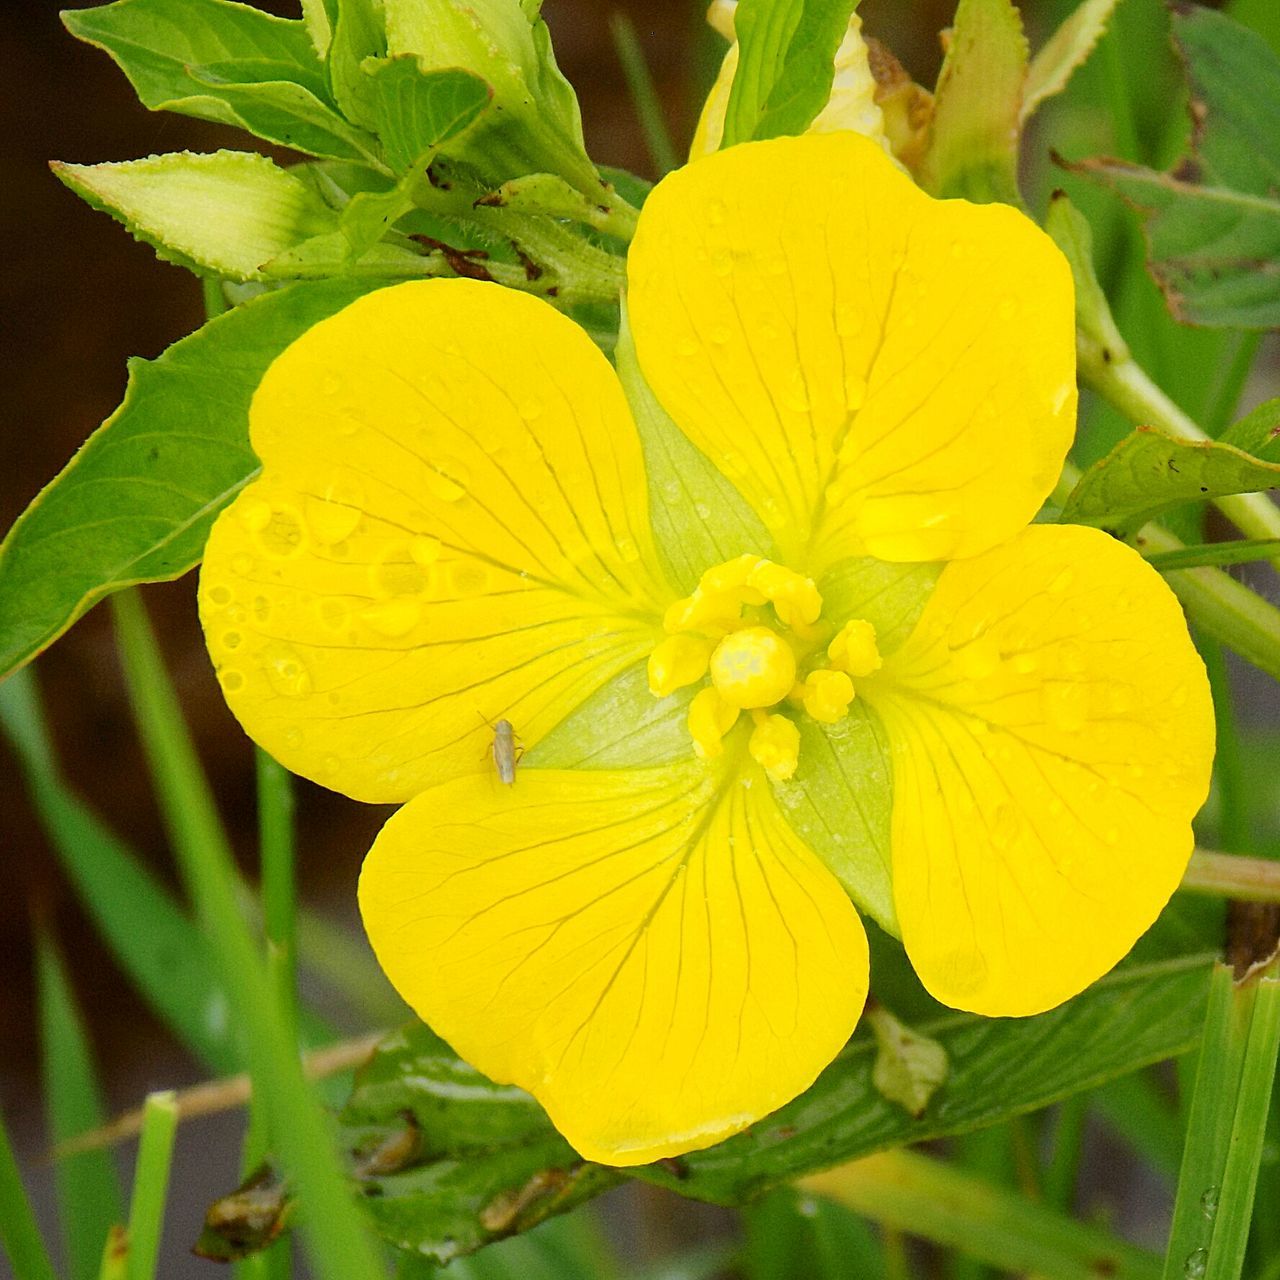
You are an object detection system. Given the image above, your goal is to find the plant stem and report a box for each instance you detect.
[124,1093,178,1280]
[1078,336,1280,560]
[257,749,297,1042]
[804,1149,1162,1280]
[1182,852,1280,904]
[110,590,383,1280]
[1162,958,1280,1280]
[0,1103,58,1280]
[610,12,680,175]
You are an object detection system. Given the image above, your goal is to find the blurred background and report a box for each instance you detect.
[2,0,1275,1273]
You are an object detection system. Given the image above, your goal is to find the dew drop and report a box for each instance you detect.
[219,669,244,692]
[360,597,422,638]
[283,726,303,748]
[424,465,467,503]
[319,598,350,630]
[991,803,1020,850]
[1048,567,1075,595]
[411,535,442,565]
[252,595,271,623]
[616,537,640,564]
[226,604,247,625]
[222,631,242,650]
[239,496,273,533]
[305,494,362,546]
[518,397,544,421]
[450,562,489,596]
[1011,653,1039,675]
[1184,1248,1208,1279]
[255,507,306,559]
[1170,686,1189,709]
[320,373,342,395]
[209,585,233,606]
[261,643,313,698]
[1199,1186,1219,1220]
[231,554,254,576]
[676,336,699,358]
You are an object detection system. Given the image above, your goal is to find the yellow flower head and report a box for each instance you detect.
[199,133,1214,1168]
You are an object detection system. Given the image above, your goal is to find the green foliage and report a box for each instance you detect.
[741,1187,885,1280]
[1071,5,1280,329]
[0,279,376,682]
[1063,399,1280,538]
[335,955,1211,1261]
[338,1025,615,1263]
[921,0,1028,202]
[61,0,379,163]
[721,0,859,146]
[865,1006,949,1119]
[1163,960,1280,1280]
[36,936,123,1280]
[0,1105,58,1280]
[53,152,338,281]
[123,1093,179,1280]
[1022,0,1121,124]
[0,669,243,1073]
[366,61,492,172]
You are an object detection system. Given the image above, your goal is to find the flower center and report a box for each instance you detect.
[647,554,882,781]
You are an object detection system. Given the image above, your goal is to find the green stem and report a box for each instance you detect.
[806,1149,1162,1280]
[110,590,383,1280]
[201,276,229,320]
[1043,1093,1090,1212]
[257,749,297,1040]
[124,1093,178,1280]
[1182,852,1280,904]
[1078,336,1280,560]
[609,11,680,176]
[0,1104,58,1280]
[1202,638,1250,854]
[1163,959,1280,1280]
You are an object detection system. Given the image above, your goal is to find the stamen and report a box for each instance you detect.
[828,619,882,677]
[688,687,739,758]
[648,634,713,698]
[749,711,801,782]
[709,627,797,709]
[800,669,855,723]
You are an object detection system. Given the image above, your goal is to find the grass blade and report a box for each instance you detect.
[609,12,679,175]
[0,1102,58,1280]
[805,1149,1162,1280]
[0,667,241,1074]
[37,933,124,1280]
[1162,956,1280,1280]
[124,1093,178,1280]
[111,588,383,1280]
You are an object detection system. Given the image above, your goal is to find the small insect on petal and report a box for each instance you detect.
[491,717,521,785]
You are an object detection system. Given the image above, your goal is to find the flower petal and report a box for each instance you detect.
[865,525,1215,1016]
[200,280,669,802]
[627,132,1076,570]
[358,759,868,1165]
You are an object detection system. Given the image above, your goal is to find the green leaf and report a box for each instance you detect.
[1069,5,1280,329]
[1162,957,1280,1280]
[1022,0,1121,124]
[615,307,774,595]
[806,1148,1162,1280]
[742,1187,885,1280]
[61,0,379,163]
[0,278,377,682]
[1143,537,1280,573]
[721,0,859,147]
[37,935,123,1280]
[775,706,895,932]
[0,1104,58,1280]
[338,1025,619,1263]
[366,60,492,172]
[53,151,339,281]
[1,669,242,1073]
[341,954,1212,1261]
[1062,401,1280,538]
[865,1005,949,1118]
[921,0,1028,203]
[382,0,599,195]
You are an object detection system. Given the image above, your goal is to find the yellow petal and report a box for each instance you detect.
[628,133,1076,571]
[358,760,868,1165]
[200,280,669,802]
[865,525,1214,1016]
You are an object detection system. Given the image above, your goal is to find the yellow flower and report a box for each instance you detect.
[198,132,1214,1167]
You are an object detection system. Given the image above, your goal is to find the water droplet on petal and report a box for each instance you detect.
[991,803,1020,850]
[424,464,467,503]
[255,506,306,559]
[320,373,342,395]
[209,585,233,606]
[305,494,362,546]
[411,535,442,565]
[283,726,303,748]
[231,554,254,576]
[1199,1186,1219,1221]
[252,595,271,623]
[240,497,272,533]
[261,643,313,697]
[1184,1248,1208,1279]
[222,631,242,650]
[219,669,244,692]
[360,597,422,638]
